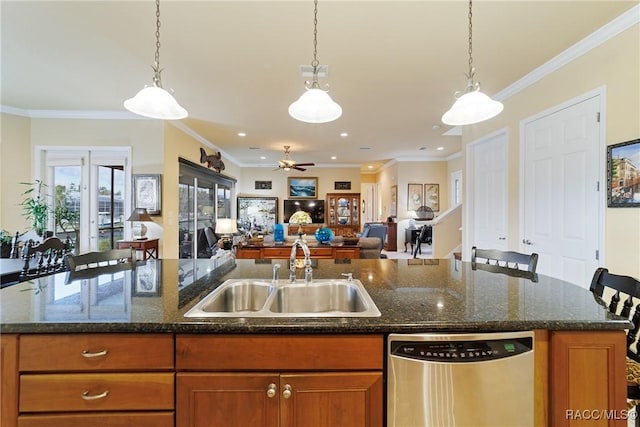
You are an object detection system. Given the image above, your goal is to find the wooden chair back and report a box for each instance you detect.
[590,267,640,359]
[471,246,539,273]
[66,248,136,272]
[20,236,69,280]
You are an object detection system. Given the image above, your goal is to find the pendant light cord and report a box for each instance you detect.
[309,0,321,87]
[152,0,164,88]
[467,0,473,77]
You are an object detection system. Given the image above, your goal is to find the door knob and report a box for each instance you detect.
[266,383,277,398]
[498,237,506,240]
[282,384,292,399]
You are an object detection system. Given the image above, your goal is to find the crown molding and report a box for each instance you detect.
[169,121,241,167]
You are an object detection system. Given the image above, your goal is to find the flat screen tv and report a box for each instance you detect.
[283,199,325,223]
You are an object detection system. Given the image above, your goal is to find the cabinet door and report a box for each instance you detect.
[280,372,383,427]
[1,335,18,427]
[176,373,279,427]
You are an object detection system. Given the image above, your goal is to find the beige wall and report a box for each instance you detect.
[462,23,640,277]
[1,113,31,232]
[237,166,361,224]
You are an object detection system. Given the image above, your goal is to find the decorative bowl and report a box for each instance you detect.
[314,227,334,244]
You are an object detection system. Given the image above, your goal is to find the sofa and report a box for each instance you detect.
[272,235,385,259]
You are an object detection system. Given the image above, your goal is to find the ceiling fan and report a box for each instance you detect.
[276,145,315,172]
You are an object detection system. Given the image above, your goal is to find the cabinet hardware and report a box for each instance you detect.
[522,239,533,245]
[81,349,108,358]
[267,383,277,398]
[81,390,109,400]
[283,384,292,399]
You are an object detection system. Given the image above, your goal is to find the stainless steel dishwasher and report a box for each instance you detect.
[387,331,534,427]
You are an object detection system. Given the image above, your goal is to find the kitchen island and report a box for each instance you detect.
[0,257,630,426]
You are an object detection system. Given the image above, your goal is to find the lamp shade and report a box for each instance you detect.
[215,218,238,235]
[127,208,153,222]
[288,88,342,124]
[124,86,188,120]
[441,90,504,126]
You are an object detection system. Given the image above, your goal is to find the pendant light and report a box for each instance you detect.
[124,0,188,120]
[442,0,503,126]
[288,0,342,124]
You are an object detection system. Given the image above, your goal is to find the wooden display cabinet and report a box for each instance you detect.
[326,193,361,236]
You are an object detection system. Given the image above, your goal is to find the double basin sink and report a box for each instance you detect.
[184,278,381,318]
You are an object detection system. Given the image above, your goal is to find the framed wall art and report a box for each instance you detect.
[334,181,351,190]
[390,185,397,217]
[288,177,318,199]
[607,138,640,207]
[255,180,272,190]
[132,174,162,215]
[424,183,440,211]
[237,196,279,233]
[407,183,423,211]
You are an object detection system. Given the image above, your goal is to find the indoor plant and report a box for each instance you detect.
[20,180,50,237]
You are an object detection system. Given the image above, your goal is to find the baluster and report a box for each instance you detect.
[610,291,620,314]
[630,305,640,355]
[622,295,634,318]
[21,241,33,276]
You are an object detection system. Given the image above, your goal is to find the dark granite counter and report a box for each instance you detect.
[0,256,630,334]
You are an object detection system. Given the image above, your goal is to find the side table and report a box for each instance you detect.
[117,238,159,260]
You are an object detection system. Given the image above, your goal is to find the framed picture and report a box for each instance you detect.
[237,196,279,234]
[132,174,162,215]
[407,183,423,211]
[255,180,272,190]
[334,181,351,190]
[288,177,318,199]
[424,184,440,212]
[390,185,398,217]
[607,138,640,207]
[133,259,161,296]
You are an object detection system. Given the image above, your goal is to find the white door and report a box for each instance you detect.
[522,94,601,288]
[361,183,376,224]
[469,131,508,251]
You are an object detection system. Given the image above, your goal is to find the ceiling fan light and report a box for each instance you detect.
[441,90,503,126]
[124,86,188,120]
[288,87,342,124]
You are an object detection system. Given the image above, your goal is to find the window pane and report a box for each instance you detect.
[53,166,81,251]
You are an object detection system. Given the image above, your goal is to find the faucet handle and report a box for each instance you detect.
[341,273,353,282]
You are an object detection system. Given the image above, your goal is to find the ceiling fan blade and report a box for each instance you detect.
[293,166,307,171]
[293,163,315,167]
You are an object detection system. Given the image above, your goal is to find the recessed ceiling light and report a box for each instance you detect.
[368,165,373,169]
[437,146,445,151]
[331,156,337,160]
[260,156,266,160]
[237,132,246,137]
[340,132,348,137]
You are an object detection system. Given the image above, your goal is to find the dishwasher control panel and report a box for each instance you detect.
[390,337,533,362]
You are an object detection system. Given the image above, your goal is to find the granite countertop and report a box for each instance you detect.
[0,257,630,334]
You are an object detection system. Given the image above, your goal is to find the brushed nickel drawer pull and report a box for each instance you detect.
[81,349,108,358]
[282,384,292,399]
[81,390,109,400]
[266,383,277,398]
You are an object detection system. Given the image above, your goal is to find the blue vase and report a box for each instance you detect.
[315,227,334,244]
[274,224,284,243]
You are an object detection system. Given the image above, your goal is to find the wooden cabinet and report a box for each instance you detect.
[176,334,383,427]
[384,221,397,251]
[16,334,175,427]
[1,335,18,427]
[549,330,627,426]
[236,245,360,259]
[326,193,361,236]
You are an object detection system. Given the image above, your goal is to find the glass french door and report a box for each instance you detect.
[178,159,235,259]
[40,149,130,253]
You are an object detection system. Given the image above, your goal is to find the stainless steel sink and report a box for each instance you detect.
[184,279,380,318]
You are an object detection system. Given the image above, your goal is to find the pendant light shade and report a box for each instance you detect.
[124,86,188,120]
[124,0,188,120]
[442,0,502,126]
[288,85,343,124]
[289,0,341,124]
[442,89,503,126]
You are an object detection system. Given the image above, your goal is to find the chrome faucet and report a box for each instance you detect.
[289,237,312,284]
[272,263,280,285]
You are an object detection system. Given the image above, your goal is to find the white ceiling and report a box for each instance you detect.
[2,1,637,171]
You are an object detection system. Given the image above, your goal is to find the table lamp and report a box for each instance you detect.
[289,210,312,236]
[215,218,238,250]
[127,208,153,240]
[407,210,417,228]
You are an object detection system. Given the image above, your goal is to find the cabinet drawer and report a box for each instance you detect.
[263,247,290,258]
[334,248,359,259]
[18,412,174,427]
[19,373,174,412]
[20,334,174,371]
[308,247,333,258]
[177,334,383,370]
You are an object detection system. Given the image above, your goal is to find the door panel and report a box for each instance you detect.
[523,95,600,288]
